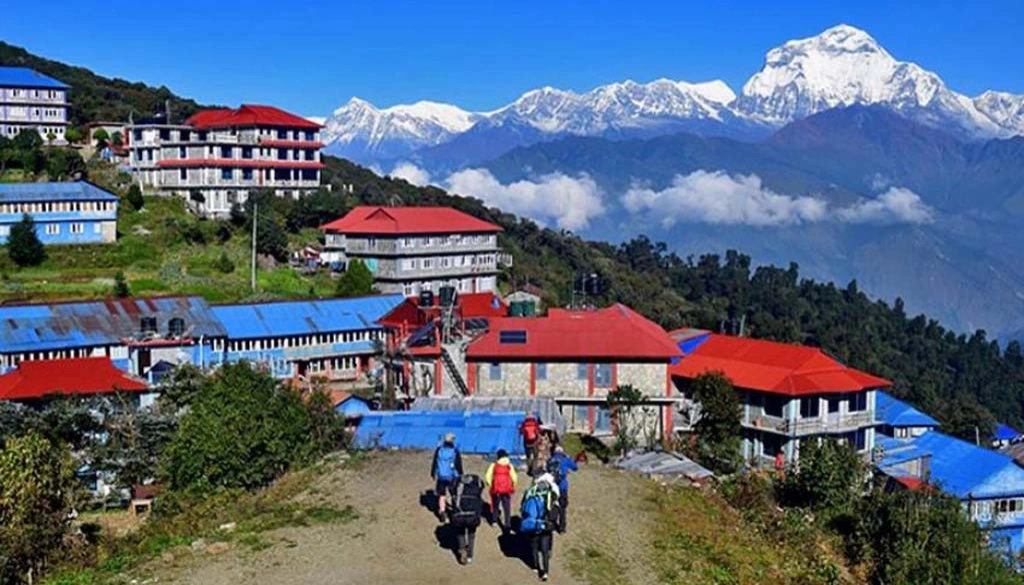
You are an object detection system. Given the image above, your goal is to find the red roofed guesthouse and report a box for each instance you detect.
[669,331,890,467]
[464,304,683,438]
[0,356,152,405]
[321,206,503,296]
[126,105,323,216]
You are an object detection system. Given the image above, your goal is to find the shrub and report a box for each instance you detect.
[214,251,235,274]
[126,184,144,211]
[7,214,46,267]
[113,271,130,297]
[335,258,374,297]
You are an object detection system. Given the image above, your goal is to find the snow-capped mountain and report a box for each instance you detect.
[734,25,1008,140]
[322,24,1024,167]
[322,98,481,161]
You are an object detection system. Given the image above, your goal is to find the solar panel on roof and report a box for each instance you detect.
[407,322,435,347]
[499,330,527,344]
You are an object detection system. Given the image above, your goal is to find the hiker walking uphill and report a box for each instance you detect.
[519,471,561,581]
[519,412,541,470]
[430,433,463,522]
[449,474,485,565]
[484,448,519,533]
[547,446,578,534]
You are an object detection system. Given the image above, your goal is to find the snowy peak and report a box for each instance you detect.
[322,97,479,158]
[975,91,1024,134]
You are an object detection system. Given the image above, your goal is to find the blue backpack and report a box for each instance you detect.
[520,482,556,533]
[436,445,458,481]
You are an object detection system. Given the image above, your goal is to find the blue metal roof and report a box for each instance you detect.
[211,294,404,340]
[0,182,118,203]
[876,391,940,428]
[876,431,1024,499]
[994,423,1022,442]
[0,67,68,89]
[353,411,526,456]
[0,296,226,353]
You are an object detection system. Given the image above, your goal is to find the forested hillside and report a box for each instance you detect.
[0,41,209,126]
[323,156,1024,436]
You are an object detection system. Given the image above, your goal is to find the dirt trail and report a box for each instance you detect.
[154,451,659,585]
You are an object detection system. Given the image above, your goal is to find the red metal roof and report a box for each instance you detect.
[0,357,148,401]
[155,159,324,169]
[670,333,890,396]
[184,105,321,130]
[466,304,681,361]
[320,206,501,235]
[377,292,507,330]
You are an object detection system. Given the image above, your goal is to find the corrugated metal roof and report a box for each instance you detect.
[615,450,714,482]
[0,67,68,89]
[0,181,119,203]
[211,294,404,340]
[0,296,226,353]
[994,423,1022,442]
[184,105,322,129]
[353,411,526,456]
[411,396,565,436]
[876,391,940,428]
[0,357,147,400]
[876,431,1024,499]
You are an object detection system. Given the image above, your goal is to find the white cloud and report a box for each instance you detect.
[837,187,934,224]
[622,170,828,227]
[390,161,433,187]
[622,171,935,227]
[445,168,605,230]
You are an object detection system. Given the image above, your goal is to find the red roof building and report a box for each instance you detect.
[0,357,148,401]
[669,332,889,467]
[320,206,503,298]
[127,104,324,217]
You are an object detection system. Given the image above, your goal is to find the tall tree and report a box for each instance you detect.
[335,258,374,297]
[690,372,741,472]
[7,214,46,267]
[126,184,144,211]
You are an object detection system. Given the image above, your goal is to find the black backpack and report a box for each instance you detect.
[546,456,563,488]
[450,474,485,527]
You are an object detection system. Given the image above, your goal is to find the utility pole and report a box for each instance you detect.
[251,202,258,292]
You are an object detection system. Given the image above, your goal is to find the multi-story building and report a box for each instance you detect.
[464,304,683,437]
[321,206,503,296]
[127,104,323,216]
[0,67,69,143]
[670,332,887,467]
[0,182,119,245]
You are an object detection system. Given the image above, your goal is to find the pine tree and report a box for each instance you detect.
[113,271,130,297]
[7,214,45,267]
[126,184,144,211]
[335,258,374,297]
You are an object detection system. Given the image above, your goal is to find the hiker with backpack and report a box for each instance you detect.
[449,474,485,565]
[520,412,541,470]
[519,471,561,581]
[430,433,463,522]
[547,445,578,533]
[484,448,519,533]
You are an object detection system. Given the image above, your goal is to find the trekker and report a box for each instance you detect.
[520,412,541,470]
[431,432,463,521]
[547,445,578,533]
[484,448,518,533]
[449,474,485,565]
[519,472,561,581]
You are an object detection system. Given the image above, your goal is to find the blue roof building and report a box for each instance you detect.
[875,391,939,438]
[0,182,119,245]
[993,423,1022,448]
[0,67,70,143]
[210,294,404,380]
[353,411,527,456]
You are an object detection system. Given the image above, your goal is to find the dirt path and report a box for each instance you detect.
[153,451,659,585]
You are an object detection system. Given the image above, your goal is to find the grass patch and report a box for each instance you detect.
[568,546,629,585]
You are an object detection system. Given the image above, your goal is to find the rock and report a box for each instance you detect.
[218,522,237,533]
[207,542,231,555]
[160,551,175,563]
[190,538,207,552]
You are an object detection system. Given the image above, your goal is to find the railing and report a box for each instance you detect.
[373,263,497,279]
[745,411,875,435]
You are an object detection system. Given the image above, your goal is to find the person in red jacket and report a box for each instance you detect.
[484,448,519,533]
[520,412,541,470]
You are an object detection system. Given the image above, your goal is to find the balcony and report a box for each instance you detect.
[373,262,498,280]
[745,411,875,436]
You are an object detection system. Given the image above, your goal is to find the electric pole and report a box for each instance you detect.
[251,201,258,292]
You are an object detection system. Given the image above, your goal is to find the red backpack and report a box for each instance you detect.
[522,418,539,443]
[492,462,514,495]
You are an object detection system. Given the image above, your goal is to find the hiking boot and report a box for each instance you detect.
[467,556,474,565]
[457,549,466,565]
[539,572,548,581]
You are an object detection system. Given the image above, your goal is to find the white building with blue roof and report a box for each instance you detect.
[0,66,70,143]
[0,182,119,244]
[875,391,939,438]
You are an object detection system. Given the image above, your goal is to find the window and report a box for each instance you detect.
[800,397,820,418]
[221,169,232,180]
[45,224,59,235]
[71,223,84,234]
[848,392,868,412]
[305,131,315,141]
[179,146,186,158]
[221,146,232,158]
[488,363,502,381]
[93,223,102,234]
[535,362,547,380]
[159,129,170,140]
[764,395,785,418]
[827,397,842,414]
[277,129,287,139]
[594,363,612,387]
[577,363,588,380]
[243,169,253,180]
[242,147,252,159]
[0,226,9,236]
[761,433,783,457]
[180,130,190,141]
[179,168,187,181]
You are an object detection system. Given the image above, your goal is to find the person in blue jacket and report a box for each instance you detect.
[546,445,578,533]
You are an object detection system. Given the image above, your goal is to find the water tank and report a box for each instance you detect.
[509,301,523,317]
[419,290,435,307]
[521,300,537,317]
[439,285,457,307]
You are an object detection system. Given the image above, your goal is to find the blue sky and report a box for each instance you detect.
[2,0,1021,115]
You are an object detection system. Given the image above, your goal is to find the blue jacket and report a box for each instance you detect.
[549,452,578,494]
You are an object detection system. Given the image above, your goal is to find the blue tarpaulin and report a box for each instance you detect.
[353,411,526,456]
